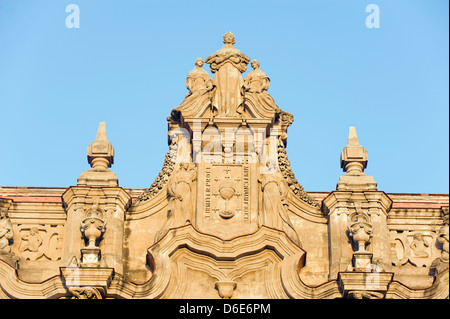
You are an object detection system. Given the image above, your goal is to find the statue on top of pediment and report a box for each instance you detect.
[244,59,281,118]
[172,57,213,118]
[205,32,250,118]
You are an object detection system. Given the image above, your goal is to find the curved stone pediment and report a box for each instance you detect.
[146,224,306,299]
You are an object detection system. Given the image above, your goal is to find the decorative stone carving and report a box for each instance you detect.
[347,290,385,299]
[243,60,280,119]
[167,163,197,224]
[337,127,377,190]
[437,214,449,262]
[81,205,106,248]
[215,281,237,299]
[390,230,435,268]
[77,122,118,187]
[218,180,236,219]
[0,208,19,268]
[205,32,250,118]
[338,272,393,300]
[431,208,449,274]
[196,163,257,240]
[155,163,197,241]
[258,162,301,246]
[277,140,320,207]
[15,224,64,262]
[69,286,103,299]
[410,233,430,258]
[278,111,294,145]
[134,138,178,205]
[60,266,114,299]
[146,224,307,299]
[19,227,42,253]
[347,207,374,271]
[80,205,107,267]
[172,58,213,118]
[348,210,373,253]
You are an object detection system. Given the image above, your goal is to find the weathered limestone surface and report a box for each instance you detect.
[0,33,448,299]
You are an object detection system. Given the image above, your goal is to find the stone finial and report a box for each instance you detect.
[87,122,114,170]
[77,122,118,186]
[337,127,377,190]
[340,127,368,174]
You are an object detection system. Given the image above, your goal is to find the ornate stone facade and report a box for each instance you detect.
[0,33,448,299]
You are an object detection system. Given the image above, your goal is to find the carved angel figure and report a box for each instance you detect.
[243,60,281,118]
[258,162,301,246]
[172,58,213,117]
[205,32,250,117]
[410,233,430,258]
[19,227,43,252]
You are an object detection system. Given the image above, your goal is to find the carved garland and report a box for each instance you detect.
[277,140,320,208]
[133,139,178,205]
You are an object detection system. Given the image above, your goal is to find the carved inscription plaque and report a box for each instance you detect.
[199,163,256,239]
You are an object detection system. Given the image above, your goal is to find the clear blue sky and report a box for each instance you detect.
[0,0,448,194]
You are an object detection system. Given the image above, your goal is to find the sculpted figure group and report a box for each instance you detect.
[173,32,279,119]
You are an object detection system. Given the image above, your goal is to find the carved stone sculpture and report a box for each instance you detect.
[155,163,197,241]
[218,180,236,219]
[431,211,449,274]
[348,208,373,271]
[69,286,103,299]
[19,227,43,252]
[0,208,19,268]
[205,32,250,118]
[243,59,280,118]
[277,140,320,208]
[134,138,178,205]
[410,233,430,258]
[347,290,384,299]
[172,58,213,118]
[438,218,449,262]
[80,205,107,267]
[258,162,301,246]
[81,205,106,248]
[337,127,377,190]
[348,214,373,253]
[77,122,118,187]
[215,281,237,299]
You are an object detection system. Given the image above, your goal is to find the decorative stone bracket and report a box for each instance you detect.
[338,271,394,299]
[60,267,114,299]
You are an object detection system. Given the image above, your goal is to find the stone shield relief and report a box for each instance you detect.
[199,163,257,239]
